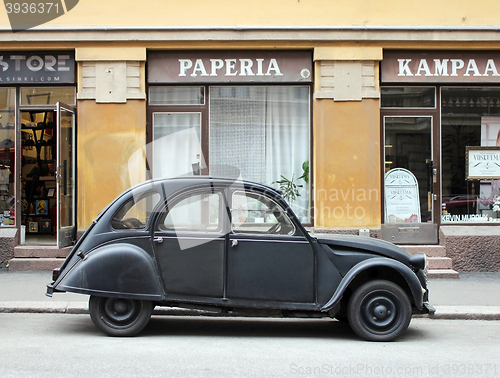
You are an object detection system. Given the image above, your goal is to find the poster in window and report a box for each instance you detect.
[466,147,500,180]
[384,168,421,223]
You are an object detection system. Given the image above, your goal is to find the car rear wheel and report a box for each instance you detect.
[89,296,152,337]
[347,280,411,342]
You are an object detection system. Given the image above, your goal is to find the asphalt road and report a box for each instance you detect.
[1,314,499,378]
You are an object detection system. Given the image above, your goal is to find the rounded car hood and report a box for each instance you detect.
[313,234,411,264]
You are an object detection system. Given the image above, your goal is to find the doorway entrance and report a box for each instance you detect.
[382,115,439,243]
[19,103,75,247]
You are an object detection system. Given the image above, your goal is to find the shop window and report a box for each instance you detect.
[0,88,16,226]
[149,87,204,105]
[441,87,500,223]
[381,87,436,108]
[20,87,76,106]
[149,85,311,223]
[209,86,310,222]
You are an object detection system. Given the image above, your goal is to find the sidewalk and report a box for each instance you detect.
[1,270,500,320]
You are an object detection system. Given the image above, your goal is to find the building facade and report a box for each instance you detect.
[1,0,499,271]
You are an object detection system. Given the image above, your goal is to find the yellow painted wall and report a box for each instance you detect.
[314,99,381,229]
[0,1,497,28]
[77,100,146,228]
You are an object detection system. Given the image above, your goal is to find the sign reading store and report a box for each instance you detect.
[381,51,500,83]
[148,51,312,83]
[0,51,75,84]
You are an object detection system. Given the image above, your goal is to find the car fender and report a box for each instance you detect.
[56,243,163,300]
[320,257,424,312]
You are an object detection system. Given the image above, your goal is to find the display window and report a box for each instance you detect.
[148,85,311,223]
[381,85,500,226]
[441,87,500,223]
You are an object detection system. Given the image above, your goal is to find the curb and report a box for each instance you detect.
[2,302,500,320]
[429,305,500,320]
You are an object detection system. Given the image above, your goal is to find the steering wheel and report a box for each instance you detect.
[121,217,143,229]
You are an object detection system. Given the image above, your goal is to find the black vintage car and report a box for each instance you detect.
[47,177,433,341]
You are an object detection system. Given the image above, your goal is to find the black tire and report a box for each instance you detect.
[89,296,152,337]
[347,280,412,342]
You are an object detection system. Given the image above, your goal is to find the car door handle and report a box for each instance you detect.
[154,237,163,244]
[231,239,238,247]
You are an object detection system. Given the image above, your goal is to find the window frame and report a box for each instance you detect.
[230,190,297,236]
[156,189,225,235]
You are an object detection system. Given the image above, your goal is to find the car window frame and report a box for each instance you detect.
[110,190,162,232]
[155,188,227,235]
[230,190,297,236]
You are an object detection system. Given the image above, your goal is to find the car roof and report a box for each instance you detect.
[132,176,281,195]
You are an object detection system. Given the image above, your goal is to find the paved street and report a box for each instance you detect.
[1,314,499,378]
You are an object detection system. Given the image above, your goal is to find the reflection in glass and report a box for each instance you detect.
[59,109,74,229]
[149,87,204,106]
[381,87,435,108]
[384,116,432,222]
[20,87,76,106]
[0,88,16,227]
[441,87,500,223]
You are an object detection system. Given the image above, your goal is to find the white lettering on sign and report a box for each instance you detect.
[0,54,70,72]
[397,58,500,77]
[178,58,284,78]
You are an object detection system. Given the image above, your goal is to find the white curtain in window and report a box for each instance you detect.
[209,86,310,220]
[152,113,202,178]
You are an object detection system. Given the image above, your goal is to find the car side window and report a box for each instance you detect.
[231,191,295,235]
[159,191,222,233]
[111,191,161,230]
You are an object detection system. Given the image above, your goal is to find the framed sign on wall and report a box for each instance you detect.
[466,146,500,180]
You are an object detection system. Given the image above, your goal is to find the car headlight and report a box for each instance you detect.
[409,253,428,271]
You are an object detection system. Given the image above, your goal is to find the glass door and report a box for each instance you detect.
[383,116,438,244]
[56,102,75,248]
[152,112,202,178]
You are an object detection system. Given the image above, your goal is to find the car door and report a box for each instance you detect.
[153,188,226,299]
[227,190,315,305]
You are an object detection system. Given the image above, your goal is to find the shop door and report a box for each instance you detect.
[151,112,203,178]
[56,103,76,248]
[382,116,438,244]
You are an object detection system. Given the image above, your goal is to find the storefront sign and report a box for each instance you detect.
[148,51,312,83]
[466,146,500,179]
[382,51,500,83]
[384,168,421,223]
[0,51,75,83]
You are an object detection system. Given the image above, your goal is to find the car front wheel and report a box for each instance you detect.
[347,280,412,342]
[89,296,152,337]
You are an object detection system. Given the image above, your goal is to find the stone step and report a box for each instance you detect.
[427,269,460,279]
[428,256,454,270]
[14,246,72,259]
[400,245,447,257]
[8,258,65,271]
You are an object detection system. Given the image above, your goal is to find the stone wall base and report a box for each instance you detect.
[440,226,500,272]
[0,228,17,266]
